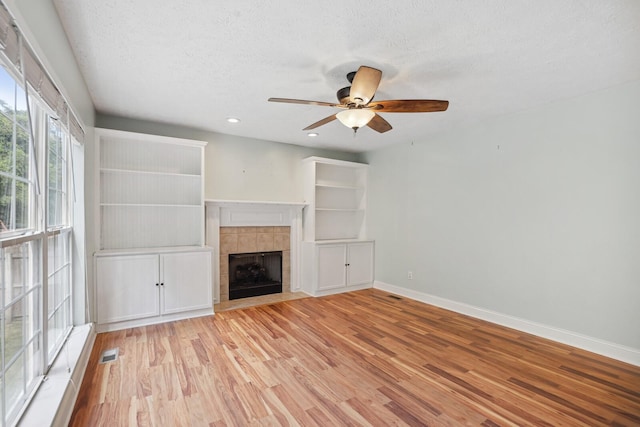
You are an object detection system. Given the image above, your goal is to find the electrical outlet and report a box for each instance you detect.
[408,271,413,280]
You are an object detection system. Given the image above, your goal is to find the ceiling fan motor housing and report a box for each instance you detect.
[337,86,351,104]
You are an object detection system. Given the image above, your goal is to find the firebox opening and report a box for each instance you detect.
[228,251,283,300]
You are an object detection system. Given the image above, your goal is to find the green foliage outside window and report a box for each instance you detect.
[0,93,31,231]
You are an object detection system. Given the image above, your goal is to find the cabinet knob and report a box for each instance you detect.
[156,283,159,286]
[160,282,164,286]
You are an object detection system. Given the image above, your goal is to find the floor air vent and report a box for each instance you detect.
[99,348,119,364]
[388,295,402,300]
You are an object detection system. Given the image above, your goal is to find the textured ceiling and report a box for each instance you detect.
[52,1,640,153]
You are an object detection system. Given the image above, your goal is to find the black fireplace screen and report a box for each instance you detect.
[228,251,282,300]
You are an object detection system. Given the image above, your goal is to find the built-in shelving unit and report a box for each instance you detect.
[302,157,374,297]
[96,128,207,250]
[303,157,368,241]
[94,128,213,331]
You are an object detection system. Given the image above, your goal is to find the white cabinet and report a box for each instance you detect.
[345,242,375,286]
[161,251,212,315]
[302,241,374,296]
[96,254,160,324]
[301,157,374,296]
[95,128,207,250]
[303,157,368,241]
[316,244,348,290]
[95,248,213,332]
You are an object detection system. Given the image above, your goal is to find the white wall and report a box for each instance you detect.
[364,80,640,351]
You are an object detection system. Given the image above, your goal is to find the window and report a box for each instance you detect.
[0,66,32,234]
[0,63,42,425]
[47,117,67,228]
[0,61,75,425]
[46,117,72,360]
[46,230,72,360]
[0,3,84,424]
[0,238,42,424]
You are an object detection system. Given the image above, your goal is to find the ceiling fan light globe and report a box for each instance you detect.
[336,109,375,130]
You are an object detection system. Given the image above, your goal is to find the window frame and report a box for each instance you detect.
[46,116,70,229]
[0,64,36,238]
[0,54,76,426]
[0,233,44,425]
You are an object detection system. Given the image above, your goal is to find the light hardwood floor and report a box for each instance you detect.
[70,289,640,426]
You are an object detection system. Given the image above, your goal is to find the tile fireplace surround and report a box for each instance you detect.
[220,226,290,301]
[205,200,305,303]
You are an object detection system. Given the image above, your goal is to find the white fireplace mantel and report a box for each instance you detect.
[205,200,306,303]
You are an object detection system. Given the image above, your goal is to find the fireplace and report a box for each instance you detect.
[228,251,282,300]
[206,200,305,303]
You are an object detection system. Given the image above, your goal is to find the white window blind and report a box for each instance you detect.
[0,3,84,143]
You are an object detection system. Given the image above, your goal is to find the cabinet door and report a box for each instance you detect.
[316,244,347,291]
[161,251,212,315]
[346,242,374,286]
[96,255,160,324]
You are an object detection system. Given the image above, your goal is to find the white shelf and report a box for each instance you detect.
[301,157,374,297]
[100,203,203,250]
[100,131,202,175]
[100,203,201,208]
[315,208,361,212]
[303,157,368,241]
[315,183,362,190]
[100,171,200,206]
[96,128,207,250]
[101,168,201,178]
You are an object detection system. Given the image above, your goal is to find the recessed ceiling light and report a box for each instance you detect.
[226,117,240,123]
[307,132,319,137]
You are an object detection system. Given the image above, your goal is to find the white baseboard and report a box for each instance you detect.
[374,281,640,367]
[308,282,373,298]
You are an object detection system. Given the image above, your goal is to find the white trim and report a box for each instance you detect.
[374,281,640,367]
[94,245,213,257]
[95,127,207,148]
[302,156,368,168]
[206,199,305,227]
[205,199,305,206]
[18,323,95,427]
[95,308,213,333]
[0,231,45,248]
[311,282,372,297]
[205,200,306,302]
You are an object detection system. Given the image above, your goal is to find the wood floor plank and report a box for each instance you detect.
[70,289,640,426]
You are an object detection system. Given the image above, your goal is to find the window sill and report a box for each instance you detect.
[18,323,94,427]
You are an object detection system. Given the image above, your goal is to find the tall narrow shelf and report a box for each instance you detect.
[302,157,374,297]
[303,157,368,241]
[94,128,213,332]
[96,128,207,250]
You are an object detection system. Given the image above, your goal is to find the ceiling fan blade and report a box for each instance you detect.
[350,66,382,105]
[303,114,337,130]
[369,99,449,113]
[268,98,339,107]
[366,113,392,133]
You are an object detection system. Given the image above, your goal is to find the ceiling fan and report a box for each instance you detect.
[268,65,449,135]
